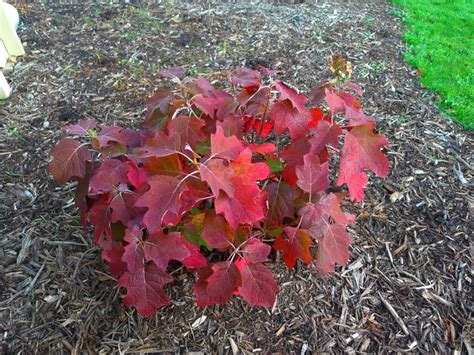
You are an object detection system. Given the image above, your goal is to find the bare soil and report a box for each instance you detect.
[1,1,472,353]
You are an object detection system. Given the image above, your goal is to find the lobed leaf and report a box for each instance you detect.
[236,260,278,307]
[118,263,173,316]
[64,118,96,135]
[49,138,91,184]
[337,125,389,201]
[264,181,298,227]
[269,100,311,140]
[194,261,241,307]
[215,184,267,230]
[273,227,312,268]
[134,175,187,233]
[210,125,244,160]
[295,153,329,194]
[315,224,352,275]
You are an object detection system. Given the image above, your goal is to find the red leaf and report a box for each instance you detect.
[215,184,266,230]
[281,165,298,186]
[309,80,330,105]
[264,181,298,227]
[241,238,271,264]
[243,116,256,133]
[144,88,175,130]
[144,231,207,269]
[220,113,245,138]
[49,138,91,184]
[248,143,277,155]
[273,227,312,268]
[167,114,206,149]
[194,261,241,307]
[134,175,186,233]
[202,212,233,249]
[89,194,112,244]
[324,88,346,114]
[126,161,147,189]
[238,86,270,116]
[252,119,274,138]
[109,191,142,225]
[74,160,97,213]
[123,227,206,277]
[315,224,352,275]
[280,138,311,166]
[318,193,355,225]
[90,159,129,193]
[199,159,235,197]
[339,92,361,111]
[344,106,376,128]
[343,81,364,96]
[138,131,181,158]
[308,108,324,128]
[189,76,215,96]
[269,101,311,140]
[236,259,278,307]
[337,125,389,201]
[101,238,127,278]
[92,126,143,149]
[308,120,341,155]
[192,92,237,121]
[210,125,244,160]
[121,226,145,272]
[275,80,307,112]
[229,148,270,186]
[64,119,96,135]
[231,67,261,88]
[295,154,329,194]
[182,252,209,269]
[295,195,354,275]
[299,193,355,231]
[144,154,183,176]
[118,262,173,316]
[180,177,213,209]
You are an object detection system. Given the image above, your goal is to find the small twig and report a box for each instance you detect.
[421,290,454,307]
[0,150,23,156]
[379,293,410,335]
[24,263,45,295]
[453,162,468,185]
[385,242,394,265]
[256,99,270,142]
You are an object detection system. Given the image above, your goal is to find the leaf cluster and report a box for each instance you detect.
[49,67,389,315]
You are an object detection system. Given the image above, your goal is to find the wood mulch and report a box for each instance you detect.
[0,1,472,353]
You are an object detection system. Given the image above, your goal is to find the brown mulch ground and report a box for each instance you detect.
[1,1,472,353]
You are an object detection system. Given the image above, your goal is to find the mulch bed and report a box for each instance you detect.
[1,1,472,353]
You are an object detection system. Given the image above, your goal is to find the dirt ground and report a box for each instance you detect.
[1,1,472,353]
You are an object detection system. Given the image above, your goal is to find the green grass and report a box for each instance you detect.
[391,0,474,129]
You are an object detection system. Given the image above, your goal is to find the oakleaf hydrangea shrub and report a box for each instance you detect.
[49,64,389,316]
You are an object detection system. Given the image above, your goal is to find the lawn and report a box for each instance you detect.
[392,0,474,129]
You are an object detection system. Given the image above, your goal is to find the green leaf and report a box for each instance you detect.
[190,208,202,215]
[182,229,211,250]
[265,159,283,173]
[195,139,211,155]
[266,226,283,237]
[111,221,126,241]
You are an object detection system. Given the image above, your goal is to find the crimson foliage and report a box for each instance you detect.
[49,67,389,316]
